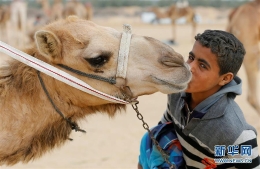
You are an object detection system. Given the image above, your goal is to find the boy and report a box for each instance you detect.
[139,30,260,168]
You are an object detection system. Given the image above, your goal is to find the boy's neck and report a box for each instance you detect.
[189,86,222,110]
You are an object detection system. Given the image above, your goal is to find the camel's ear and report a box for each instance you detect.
[35,30,62,61]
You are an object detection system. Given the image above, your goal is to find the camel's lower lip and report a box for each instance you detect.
[151,76,187,91]
[121,97,139,103]
[130,97,139,103]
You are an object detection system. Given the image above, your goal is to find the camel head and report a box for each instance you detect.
[34,16,191,106]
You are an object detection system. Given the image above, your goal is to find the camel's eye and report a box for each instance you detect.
[88,56,105,66]
[85,52,111,67]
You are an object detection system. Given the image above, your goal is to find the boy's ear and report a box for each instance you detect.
[219,72,234,86]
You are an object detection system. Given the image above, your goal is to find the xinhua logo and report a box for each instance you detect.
[214,145,252,164]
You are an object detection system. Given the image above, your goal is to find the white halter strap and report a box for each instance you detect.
[116,24,132,83]
[0,30,130,104]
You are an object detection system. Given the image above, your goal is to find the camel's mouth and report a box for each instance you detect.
[114,94,138,103]
[151,76,188,92]
[112,86,139,103]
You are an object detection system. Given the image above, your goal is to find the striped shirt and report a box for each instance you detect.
[161,93,260,169]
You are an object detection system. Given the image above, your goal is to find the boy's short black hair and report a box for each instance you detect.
[195,30,245,76]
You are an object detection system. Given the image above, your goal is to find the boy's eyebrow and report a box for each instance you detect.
[189,51,211,68]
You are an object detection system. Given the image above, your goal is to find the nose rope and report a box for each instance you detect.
[57,64,116,84]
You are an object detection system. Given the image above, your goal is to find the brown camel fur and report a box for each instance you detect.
[226,0,260,115]
[150,4,197,43]
[0,16,191,165]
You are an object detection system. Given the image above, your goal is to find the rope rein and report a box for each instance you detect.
[132,102,176,169]
[37,71,86,137]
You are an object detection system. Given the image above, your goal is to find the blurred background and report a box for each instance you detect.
[0,0,251,8]
[0,0,253,48]
[0,0,254,49]
[1,0,259,169]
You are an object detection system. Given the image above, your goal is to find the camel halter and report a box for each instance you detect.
[116,24,132,84]
[56,24,132,87]
[0,24,132,104]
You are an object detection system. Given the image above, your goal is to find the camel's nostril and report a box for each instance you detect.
[161,54,184,67]
[163,61,182,67]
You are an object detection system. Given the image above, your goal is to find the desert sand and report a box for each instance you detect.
[0,6,259,169]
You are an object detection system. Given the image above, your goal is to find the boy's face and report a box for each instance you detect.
[185,41,224,96]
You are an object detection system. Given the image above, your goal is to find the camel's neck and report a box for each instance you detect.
[3,58,91,120]
[3,59,103,125]
[0,52,126,165]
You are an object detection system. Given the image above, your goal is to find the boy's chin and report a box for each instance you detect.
[184,87,191,93]
[184,83,193,93]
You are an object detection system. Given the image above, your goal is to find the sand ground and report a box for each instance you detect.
[0,6,260,169]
